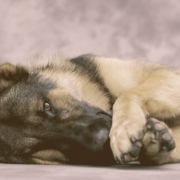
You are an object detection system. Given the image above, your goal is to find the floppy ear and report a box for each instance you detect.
[0,63,29,94]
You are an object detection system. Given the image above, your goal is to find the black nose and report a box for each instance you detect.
[63,107,114,165]
[72,112,112,150]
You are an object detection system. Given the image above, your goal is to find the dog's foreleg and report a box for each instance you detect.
[109,92,147,164]
[110,70,180,164]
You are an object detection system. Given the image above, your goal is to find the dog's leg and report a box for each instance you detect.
[109,71,180,164]
[139,118,176,165]
[110,92,146,164]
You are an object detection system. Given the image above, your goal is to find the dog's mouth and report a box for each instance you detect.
[30,109,114,165]
[30,138,114,165]
[31,149,69,164]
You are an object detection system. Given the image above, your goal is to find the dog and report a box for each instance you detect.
[0,54,179,165]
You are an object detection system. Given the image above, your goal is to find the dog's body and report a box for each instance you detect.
[0,54,179,165]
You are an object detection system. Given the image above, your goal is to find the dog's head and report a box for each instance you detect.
[0,63,114,165]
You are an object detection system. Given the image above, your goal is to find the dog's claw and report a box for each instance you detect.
[130,136,136,143]
[120,137,142,164]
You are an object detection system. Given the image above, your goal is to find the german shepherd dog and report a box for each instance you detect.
[0,54,179,165]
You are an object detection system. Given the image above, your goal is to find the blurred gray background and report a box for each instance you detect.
[0,0,180,67]
[1,0,180,180]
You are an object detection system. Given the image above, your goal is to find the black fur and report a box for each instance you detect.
[70,55,115,109]
[0,63,114,165]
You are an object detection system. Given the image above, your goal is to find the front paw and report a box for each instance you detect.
[109,121,144,164]
[139,118,175,165]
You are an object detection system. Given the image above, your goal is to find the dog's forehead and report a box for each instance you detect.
[0,74,55,108]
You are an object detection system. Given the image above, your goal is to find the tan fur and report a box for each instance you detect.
[93,57,180,164]
[162,126,180,164]
[24,56,180,164]
[27,56,180,164]
[31,61,112,113]
[2,55,180,165]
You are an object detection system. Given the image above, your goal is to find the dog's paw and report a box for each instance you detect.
[139,118,175,165]
[109,120,144,164]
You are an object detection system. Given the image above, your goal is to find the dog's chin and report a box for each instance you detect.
[31,149,70,165]
[31,141,115,166]
[31,112,114,166]
[66,138,115,166]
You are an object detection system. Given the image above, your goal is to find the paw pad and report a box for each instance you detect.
[139,118,175,165]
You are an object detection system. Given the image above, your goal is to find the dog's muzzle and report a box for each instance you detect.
[32,106,114,165]
[58,107,114,165]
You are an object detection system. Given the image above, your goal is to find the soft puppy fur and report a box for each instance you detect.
[0,54,179,165]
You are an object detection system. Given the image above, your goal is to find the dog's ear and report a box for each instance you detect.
[0,63,29,94]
